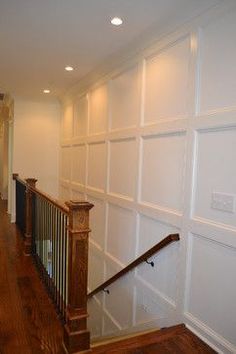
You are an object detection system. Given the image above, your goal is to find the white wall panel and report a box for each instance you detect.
[141,133,186,211]
[144,37,190,123]
[187,234,236,346]
[88,142,106,191]
[61,147,71,181]
[71,189,85,200]
[71,145,86,185]
[194,128,236,227]
[88,297,103,339]
[107,204,136,264]
[109,139,136,199]
[87,195,106,248]
[62,105,73,140]
[89,84,108,135]
[102,311,120,336]
[138,214,179,254]
[73,95,88,137]
[59,184,70,202]
[200,11,236,114]
[137,214,179,301]
[88,244,104,291]
[137,244,179,303]
[110,65,140,130]
[104,262,134,329]
[135,281,170,326]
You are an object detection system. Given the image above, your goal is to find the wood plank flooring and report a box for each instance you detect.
[0,199,63,354]
[92,325,216,354]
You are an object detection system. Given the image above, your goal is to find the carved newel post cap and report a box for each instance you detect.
[65,200,94,211]
[25,178,37,187]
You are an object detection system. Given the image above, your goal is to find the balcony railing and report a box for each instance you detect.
[13,173,180,353]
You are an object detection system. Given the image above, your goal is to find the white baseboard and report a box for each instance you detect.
[91,315,181,342]
[184,312,236,354]
[11,213,16,223]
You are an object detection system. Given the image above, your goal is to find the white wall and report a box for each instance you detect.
[60,3,236,352]
[12,97,60,199]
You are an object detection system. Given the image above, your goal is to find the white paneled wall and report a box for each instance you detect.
[187,234,236,346]
[144,37,190,122]
[199,11,236,114]
[110,65,140,130]
[60,4,236,352]
[73,95,87,137]
[141,133,186,211]
[88,142,106,192]
[109,138,137,199]
[89,84,108,135]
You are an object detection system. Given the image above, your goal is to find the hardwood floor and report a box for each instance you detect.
[92,325,216,354]
[0,199,63,354]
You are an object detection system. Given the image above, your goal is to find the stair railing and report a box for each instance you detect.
[13,173,180,353]
[88,233,180,299]
[13,174,94,354]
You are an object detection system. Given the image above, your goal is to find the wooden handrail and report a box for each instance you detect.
[29,186,69,214]
[13,173,27,186]
[13,173,69,214]
[88,233,180,298]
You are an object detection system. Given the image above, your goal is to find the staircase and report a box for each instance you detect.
[6,175,217,354]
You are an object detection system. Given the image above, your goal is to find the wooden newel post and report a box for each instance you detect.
[63,201,94,354]
[24,178,37,256]
[12,173,19,180]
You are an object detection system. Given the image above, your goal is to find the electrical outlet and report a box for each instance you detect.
[211,192,235,213]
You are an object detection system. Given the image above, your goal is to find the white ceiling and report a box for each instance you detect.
[0,0,220,99]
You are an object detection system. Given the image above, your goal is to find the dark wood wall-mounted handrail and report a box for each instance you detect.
[88,233,180,299]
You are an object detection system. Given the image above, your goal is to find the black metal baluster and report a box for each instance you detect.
[42,199,45,273]
[62,214,66,320]
[52,205,56,304]
[43,198,46,278]
[15,180,26,236]
[46,201,49,288]
[39,197,42,263]
[49,203,53,295]
[40,197,43,268]
[36,196,39,258]
[65,215,68,314]
[61,213,65,317]
[15,185,71,320]
[56,209,60,311]
[58,211,62,315]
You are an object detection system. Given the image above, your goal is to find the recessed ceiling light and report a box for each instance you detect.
[65,66,74,71]
[111,17,123,26]
[43,89,50,94]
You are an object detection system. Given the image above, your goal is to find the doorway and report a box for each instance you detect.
[0,95,14,216]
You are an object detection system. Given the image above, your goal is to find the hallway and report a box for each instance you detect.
[0,199,63,354]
